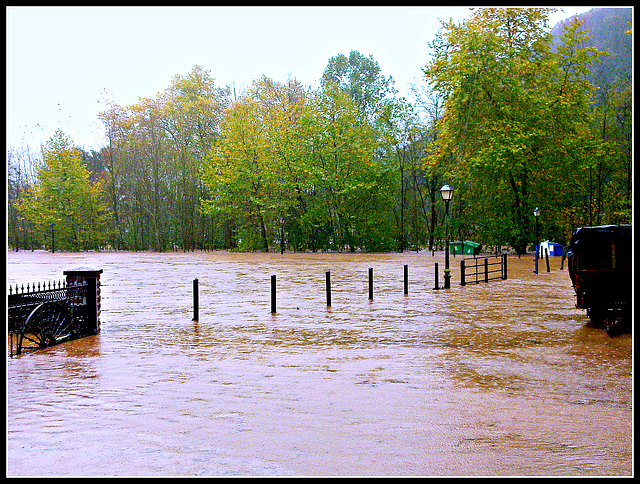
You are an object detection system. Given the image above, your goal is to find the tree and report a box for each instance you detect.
[202,76,309,251]
[321,50,397,123]
[97,65,230,251]
[18,130,108,251]
[161,65,230,250]
[7,144,39,250]
[300,83,392,251]
[423,8,604,253]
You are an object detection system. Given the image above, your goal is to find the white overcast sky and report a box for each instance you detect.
[6,6,595,152]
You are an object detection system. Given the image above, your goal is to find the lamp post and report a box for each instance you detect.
[280,217,285,254]
[533,207,540,274]
[440,184,453,289]
[50,222,55,254]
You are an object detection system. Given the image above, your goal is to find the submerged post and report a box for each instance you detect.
[545,248,551,273]
[326,270,332,307]
[192,278,199,322]
[434,262,440,290]
[502,253,508,279]
[460,259,466,286]
[271,275,277,313]
[368,268,373,300]
[484,257,489,283]
[403,264,408,295]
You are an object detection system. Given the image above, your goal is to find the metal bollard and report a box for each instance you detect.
[502,253,508,279]
[271,275,276,313]
[545,248,550,273]
[403,264,408,295]
[192,278,199,322]
[484,257,489,283]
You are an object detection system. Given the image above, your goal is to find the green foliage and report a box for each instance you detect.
[6,10,632,252]
[18,130,108,251]
[98,65,230,251]
[321,50,397,121]
[423,7,616,253]
[202,75,397,252]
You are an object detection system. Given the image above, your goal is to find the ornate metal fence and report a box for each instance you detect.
[8,272,100,356]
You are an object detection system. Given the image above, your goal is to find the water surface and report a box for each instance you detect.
[6,250,632,476]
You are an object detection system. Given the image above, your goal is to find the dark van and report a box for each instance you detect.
[567,224,632,332]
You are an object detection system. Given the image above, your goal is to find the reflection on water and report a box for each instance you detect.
[6,250,632,476]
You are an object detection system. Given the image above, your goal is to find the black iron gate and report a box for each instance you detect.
[460,253,508,286]
[8,281,91,356]
[9,267,102,356]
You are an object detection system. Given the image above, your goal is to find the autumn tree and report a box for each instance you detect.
[7,144,39,250]
[321,50,397,123]
[202,76,308,251]
[300,82,392,251]
[202,71,395,252]
[423,8,604,253]
[98,65,230,250]
[18,130,108,251]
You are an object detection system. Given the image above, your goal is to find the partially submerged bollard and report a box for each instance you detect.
[545,248,551,273]
[271,274,277,314]
[403,264,408,296]
[192,278,199,322]
[326,271,332,307]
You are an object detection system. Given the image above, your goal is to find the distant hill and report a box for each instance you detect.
[551,7,632,89]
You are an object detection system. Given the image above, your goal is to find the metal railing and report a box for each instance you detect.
[460,253,508,286]
[8,280,89,356]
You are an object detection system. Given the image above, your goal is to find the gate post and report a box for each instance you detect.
[484,257,489,283]
[63,268,103,335]
[503,253,508,279]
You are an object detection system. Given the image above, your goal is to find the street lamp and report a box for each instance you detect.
[280,217,285,255]
[533,207,540,274]
[440,184,453,289]
[50,222,55,254]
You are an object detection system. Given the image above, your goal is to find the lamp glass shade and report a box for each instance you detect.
[440,184,453,201]
[533,207,540,217]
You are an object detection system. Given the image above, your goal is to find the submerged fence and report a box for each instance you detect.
[8,268,102,356]
[460,253,508,286]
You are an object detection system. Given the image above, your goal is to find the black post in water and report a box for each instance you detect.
[460,259,466,286]
[502,253,508,280]
[192,278,199,322]
[403,264,408,295]
[484,257,489,283]
[368,267,374,300]
[434,262,440,290]
[271,275,276,313]
[545,248,550,272]
[326,271,332,307]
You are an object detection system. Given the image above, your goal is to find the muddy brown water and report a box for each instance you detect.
[6,250,632,476]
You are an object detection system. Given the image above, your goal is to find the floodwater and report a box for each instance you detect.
[6,250,633,476]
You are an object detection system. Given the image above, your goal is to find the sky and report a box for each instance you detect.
[6,6,596,152]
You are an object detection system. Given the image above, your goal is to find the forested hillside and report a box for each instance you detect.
[551,7,632,88]
[7,7,632,253]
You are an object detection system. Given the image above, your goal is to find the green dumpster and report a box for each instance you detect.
[450,240,481,256]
